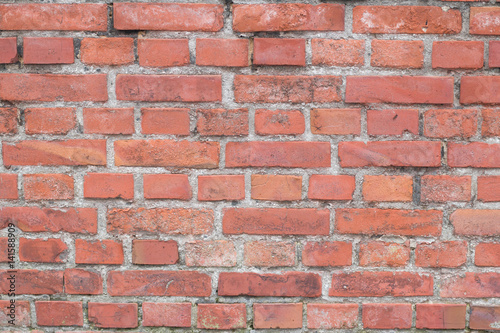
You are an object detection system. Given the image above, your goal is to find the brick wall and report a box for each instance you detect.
[0,0,499,331]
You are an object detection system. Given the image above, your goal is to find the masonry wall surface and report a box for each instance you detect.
[0,0,499,331]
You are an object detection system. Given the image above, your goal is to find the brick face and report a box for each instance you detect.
[0,1,498,330]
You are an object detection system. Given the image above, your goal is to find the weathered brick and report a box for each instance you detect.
[421,175,471,202]
[441,273,500,297]
[307,304,358,329]
[132,240,178,265]
[432,41,484,69]
[141,108,189,135]
[233,4,344,32]
[185,240,236,267]
[219,272,321,297]
[424,109,478,138]
[142,302,191,327]
[196,39,249,67]
[255,109,305,135]
[470,7,500,35]
[254,303,303,329]
[371,40,424,68]
[416,304,467,329]
[311,109,361,135]
[451,209,500,236]
[138,39,190,67]
[0,174,18,200]
[226,141,330,168]
[362,304,412,329]
[64,268,103,295]
[88,303,138,328]
[0,300,30,326]
[25,108,76,135]
[359,241,410,267]
[107,208,213,235]
[353,6,461,34]
[24,174,74,201]
[302,241,352,267]
[308,175,355,201]
[330,272,433,296]
[251,174,302,201]
[0,38,18,63]
[336,208,442,236]
[312,39,364,66]
[234,75,342,103]
[198,175,245,201]
[223,208,329,235]
[470,306,500,330]
[83,108,134,135]
[75,239,124,265]
[0,108,18,134]
[23,37,74,64]
[367,109,419,136]
[0,270,63,295]
[84,173,134,200]
[415,241,467,267]
[197,304,246,329]
[81,37,134,66]
[363,175,413,202]
[475,243,500,266]
[490,41,500,67]
[482,109,500,137]
[19,238,67,263]
[478,176,500,202]
[197,108,248,136]
[36,301,83,326]
[107,270,211,296]
[116,75,221,102]
[448,142,500,168]
[244,241,295,267]
[460,76,500,104]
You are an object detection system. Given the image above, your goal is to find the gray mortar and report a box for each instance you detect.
[0,0,499,331]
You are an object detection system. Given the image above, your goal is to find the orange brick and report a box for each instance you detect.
[363,175,413,202]
[251,174,302,201]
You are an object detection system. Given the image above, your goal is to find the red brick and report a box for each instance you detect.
[339,141,441,167]
[330,272,433,297]
[311,109,361,135]
[448,142,500,168]
[308,175,355,201]
[88,303,137,328]
[251,175,302,201]
[84,173,134,200]
[371,40,424,68]
[441,272,500,298]
[362,304,412,329]
[255,109,305,135]
[346,76,454,104]
[141,108,190,135]
[359,241,410,267]
[421,175,471,202]
[482,109,500,136]
[142,302,191,327]
[424,109,478,138]
[197,304,246,329]
[117,75,221,102]
[114,3,223,31]
[363,175,413,202]
[0,174,18,200]
[233,4,344,32]
[185,240,236,267]
[0,270,63,295]
[144,174,192,200]
[0,74,107,102]
[226,141,330,168]
[138,39,189,67]
[432,41,484,69]
[302,241,352,267]
[470,7,500,35]
[3,140,106,166]
[107,270,211,296]
[254,303,302,329]
[83,108,134,135]
[478,176,500,201]
[244,241,295,267]
[80,38,134,65]
[470,306,500,330]
[0,300,30,326]
[353,6,461,34]
[367,109,420,136]
[75,239,123,265]
[0,207,97,233]
[196,39,249,67]
[416,304,467,329]
[460,76,500,104]
[64,268,103,295]
[307,304,358,329]
[0,238,7,263]
[132,240,178,265]
[490,41,500,67]
[114,140,219,168]
[25,108,76,135]
[254,38,305,66]
[197,108,248,136]
[312,39,364,66]
[0,108,18,134]
[23,37,73,64]
[475,243,500,266]
[0,4,107,31]
[416,241,467,267]
[451,209,500,236]
[219,272,321,297]
[36,301,83,326]
[198,175,245,201]
[19,238,67,263]
[223,208,329,235]
[24,174,74,200]
[234,75,341,103]
[107,208,213,235]
[0,38,18,63]
[336,208,442,236]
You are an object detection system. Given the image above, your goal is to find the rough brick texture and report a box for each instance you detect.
[0,0,498,331]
